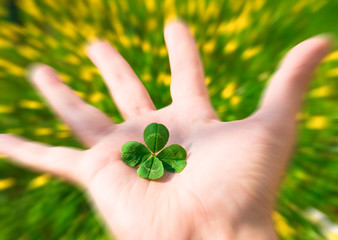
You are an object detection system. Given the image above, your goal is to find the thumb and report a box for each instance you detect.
[255,35,333,123]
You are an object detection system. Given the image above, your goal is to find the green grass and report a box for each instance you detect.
[0,0,338,239]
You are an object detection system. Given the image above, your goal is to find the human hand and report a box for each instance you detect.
[0,21,331,240]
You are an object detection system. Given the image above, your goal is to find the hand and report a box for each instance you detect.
[0,21,331,240]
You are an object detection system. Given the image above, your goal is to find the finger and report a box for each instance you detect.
[0,134,83,184]
[29,64,114,147]
[256,35,332,122]
[164,21,212,107]
[86,41,156,119]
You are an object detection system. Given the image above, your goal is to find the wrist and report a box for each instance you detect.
[192,215,278,240]
[233,218,278,240]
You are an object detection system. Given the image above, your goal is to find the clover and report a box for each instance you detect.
[121,123,187,180]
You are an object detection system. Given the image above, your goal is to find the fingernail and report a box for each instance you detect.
[314,33,336,41]
[26,63,46,80]
[314,33,337,49]
[84,38,105,53]
[164,16,186,27]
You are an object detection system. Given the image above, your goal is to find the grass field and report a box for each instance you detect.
[0,0,338,239]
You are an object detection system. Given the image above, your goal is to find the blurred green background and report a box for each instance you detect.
[0,0,338,239]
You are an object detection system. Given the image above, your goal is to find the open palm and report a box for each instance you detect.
[0,21,331,240]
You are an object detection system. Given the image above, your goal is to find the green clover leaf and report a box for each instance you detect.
[121,141,152,167]
[137,156,164,180]
[157,144,187,173]
[121,123,187,180]
[144,123,169,153]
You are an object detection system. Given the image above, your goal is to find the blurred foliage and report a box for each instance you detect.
[0,0,338,239]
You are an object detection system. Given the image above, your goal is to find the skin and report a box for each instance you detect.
[0,21,332,240]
